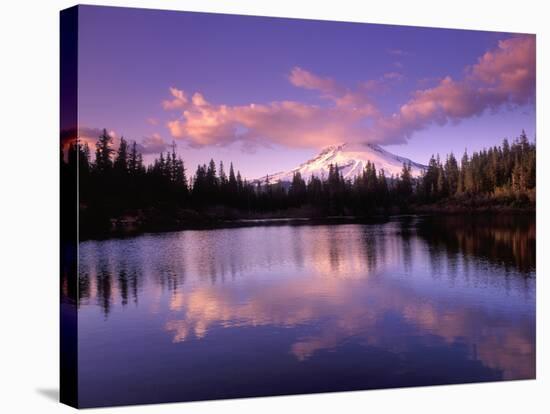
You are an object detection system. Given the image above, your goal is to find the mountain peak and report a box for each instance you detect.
[262,142,426,183]
[319,142,347,153]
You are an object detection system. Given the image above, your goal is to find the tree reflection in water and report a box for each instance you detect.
[76,215,535,406]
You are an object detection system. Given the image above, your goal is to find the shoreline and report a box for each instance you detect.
[79,206,535,242]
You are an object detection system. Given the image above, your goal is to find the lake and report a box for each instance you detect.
[75,215,535,407]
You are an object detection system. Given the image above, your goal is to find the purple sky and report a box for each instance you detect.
[76,5,535,179]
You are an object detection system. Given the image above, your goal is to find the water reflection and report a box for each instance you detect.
[77,215,535,406]
[416,215,535,273]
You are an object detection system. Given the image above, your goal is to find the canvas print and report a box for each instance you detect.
[60,5,536,408]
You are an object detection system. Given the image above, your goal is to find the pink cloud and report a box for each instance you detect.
[165,68,379,148]
[167,99,377,148]
[137,133,170,154]
[469,35,536,103]
[368,35,535,142]
[162,87,188,110]
[162,35,535,149]
[289,67,380,111]
[76,127,119,149]
[288,66,340,95]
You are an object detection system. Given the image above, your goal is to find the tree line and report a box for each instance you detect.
[63,129,535,233]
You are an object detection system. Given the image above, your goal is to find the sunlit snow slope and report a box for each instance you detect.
[263,143,427,182]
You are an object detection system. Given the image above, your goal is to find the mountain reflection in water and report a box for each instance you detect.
[75,215,535,407]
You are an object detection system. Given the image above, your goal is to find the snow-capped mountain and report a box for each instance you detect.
[262,143,426,183]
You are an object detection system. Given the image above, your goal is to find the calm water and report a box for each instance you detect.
[76,215,535,407]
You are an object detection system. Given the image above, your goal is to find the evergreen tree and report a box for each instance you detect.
[128,141,139,175]
[228,163,237,191]
[94,128,114,172]
[114,136,128,174]
[398,162,413,201]
[236,172,243,192]
[219,161,227,186]
[206,159,218,198]
[78,142,90,176]
[444,153,459,195]
[289,172,307,205]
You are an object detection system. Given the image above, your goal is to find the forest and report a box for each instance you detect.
[62,129,535,237]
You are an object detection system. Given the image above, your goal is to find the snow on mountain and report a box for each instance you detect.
[261,143,427,183]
